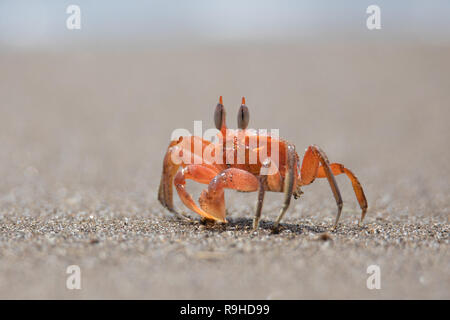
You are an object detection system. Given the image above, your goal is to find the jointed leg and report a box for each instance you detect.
[158,140,183,214]
[158,136,216,218]
[252,158,283,230]
[252,176,266,230]
[273,144,297,230]
[317,163,368,225]
[299,145,343,228]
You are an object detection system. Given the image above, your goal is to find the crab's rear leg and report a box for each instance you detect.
[199,168,259,223]
[299,145,344,228]
[317,163,368,225]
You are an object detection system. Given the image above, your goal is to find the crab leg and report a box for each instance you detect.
[253,158,282,230]
[174,165,221,221]
[273,144,297,231]
[317,163,368,225]
[158,136,215,217]
[158,140,183,214]
[199,168,259,222]
[299,145,343,228]
[253,176,266,230]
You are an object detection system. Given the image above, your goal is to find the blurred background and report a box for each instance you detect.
[2,0,450,47]
[0,1,448,299]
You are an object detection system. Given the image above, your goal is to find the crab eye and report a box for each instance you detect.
[237,98,249,129]
[214,97,224,130]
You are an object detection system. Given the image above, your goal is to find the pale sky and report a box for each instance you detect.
[1,0,449,49]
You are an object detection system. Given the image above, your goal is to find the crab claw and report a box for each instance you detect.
[199,190,227,223]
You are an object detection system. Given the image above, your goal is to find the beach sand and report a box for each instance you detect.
[0,42,448,298]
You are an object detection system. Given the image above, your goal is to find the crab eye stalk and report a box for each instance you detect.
[214,96,225,130]
[237,97,249,129]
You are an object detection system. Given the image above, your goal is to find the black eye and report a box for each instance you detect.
[237,98,249,129]
[214,97,224,130]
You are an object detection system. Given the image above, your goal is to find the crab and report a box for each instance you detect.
[158,96,367,231]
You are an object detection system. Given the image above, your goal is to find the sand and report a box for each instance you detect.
[0,42,448,299]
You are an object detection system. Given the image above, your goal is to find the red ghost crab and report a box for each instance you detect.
[158,96,367,231]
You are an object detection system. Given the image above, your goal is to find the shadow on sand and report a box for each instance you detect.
[175,216,329,235]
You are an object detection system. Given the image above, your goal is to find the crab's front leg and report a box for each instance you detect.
[158,136,215,218]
